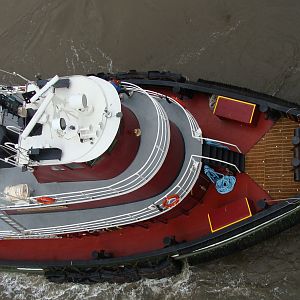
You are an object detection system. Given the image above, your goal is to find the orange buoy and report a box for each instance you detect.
[36,197,56,205]
[162,194,180,209]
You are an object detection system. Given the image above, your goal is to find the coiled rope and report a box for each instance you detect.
[204,165,236,194]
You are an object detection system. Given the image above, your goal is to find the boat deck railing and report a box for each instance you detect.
[145,89,202,140]
[146,90,241,153]
[6,125,22,135]
[199,137,241,153]
[0,84,203,237]
[23,155,201,236]
[198,155,241,173]
[1,85,171,209]
[0,143,19,168]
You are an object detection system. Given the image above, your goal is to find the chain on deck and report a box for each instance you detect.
[246,117,300,199]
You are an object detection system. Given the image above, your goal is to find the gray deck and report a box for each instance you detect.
[0,90,203,236]
[0,91,169,203]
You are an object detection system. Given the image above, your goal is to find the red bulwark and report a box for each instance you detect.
[208,197,252,232]
[213,96,256,125]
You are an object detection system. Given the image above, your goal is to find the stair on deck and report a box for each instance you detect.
[202,143,245,172]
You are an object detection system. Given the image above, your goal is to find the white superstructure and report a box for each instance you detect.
[17,75,122,166]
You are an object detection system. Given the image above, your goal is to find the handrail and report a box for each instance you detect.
[24,155,202,235]
[3,196,299,238]
[2,83,204,211]
[6,126,22,135]
[3,142,18,153]
[47,94,169,202]
[19,94,204,235]
[0,144,36,169]
[3,86,171,209]
[0,83,204,236]
[144,89,202,140]
[198,155,241,173]
[144,90,242,154]
[200,137,241,153]
[0,155,18,167]
[0,142,19,167]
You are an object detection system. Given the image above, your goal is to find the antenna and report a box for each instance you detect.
[0,68,32,83]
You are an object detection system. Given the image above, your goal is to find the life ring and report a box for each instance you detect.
[162,194,180,209]
[36,197,56,205]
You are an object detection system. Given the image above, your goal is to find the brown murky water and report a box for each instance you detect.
[0,0,300,298]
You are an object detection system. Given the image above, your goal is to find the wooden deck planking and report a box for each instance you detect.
[246,118,300,199]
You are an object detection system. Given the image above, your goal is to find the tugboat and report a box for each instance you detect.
[0,70,300,283]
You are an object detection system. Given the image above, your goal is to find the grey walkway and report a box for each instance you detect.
[0,88,203,236]
[0,91,170,207]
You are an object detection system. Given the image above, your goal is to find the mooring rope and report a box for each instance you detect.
[204,165,236,194]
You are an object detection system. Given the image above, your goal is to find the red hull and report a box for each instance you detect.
[0,88,275,263]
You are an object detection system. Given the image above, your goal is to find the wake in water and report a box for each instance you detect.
[0,257,291,300]
[0,263,194,300]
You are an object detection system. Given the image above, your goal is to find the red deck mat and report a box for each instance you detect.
[213,96,257,125]
[208,197,252,232]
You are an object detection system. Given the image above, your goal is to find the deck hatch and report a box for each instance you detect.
[208,197,252,232]
[213,96,257,125]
